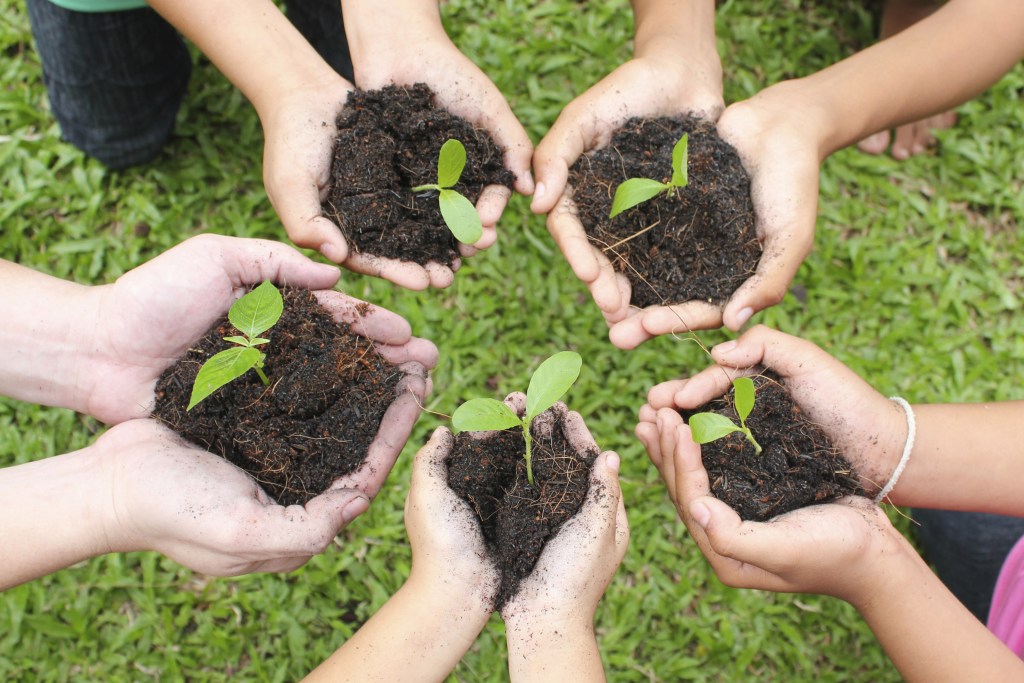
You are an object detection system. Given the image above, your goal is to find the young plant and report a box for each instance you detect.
[187,280,284,411]
[609,133,689,218]
[688,376,763,454]
[450,351,583,486]
[412,138,483,245]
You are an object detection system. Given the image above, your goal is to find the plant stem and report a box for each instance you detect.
[523,422,535,486]
[254,365,270,386]
[743,428,762,454]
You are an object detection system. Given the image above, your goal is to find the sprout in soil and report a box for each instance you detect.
[609,133,689,218]
[412,138,483,245]
[450,351,583,485]
[688,376,763,454]
[187,280,284,410]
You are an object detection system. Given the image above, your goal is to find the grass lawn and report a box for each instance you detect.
[2,0,1023,680]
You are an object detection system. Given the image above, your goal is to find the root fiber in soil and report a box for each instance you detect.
[322,84,514,267]
[152,289,401,506]
[447,411,596,609]
[570,115,761,309]
[681,372,864,522]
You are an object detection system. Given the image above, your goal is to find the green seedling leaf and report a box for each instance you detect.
[188,346,261,410]
[671,133,689,187]
[733,376,756,424]
[452,397,521,433]
[439,189,483,244]
[249,337,271,346]
[609,178,670,218]
[222,335,250,346]
[688,412,744,444]
[437,139,467,188]
[229,280,284,339]
[526,351,582,420]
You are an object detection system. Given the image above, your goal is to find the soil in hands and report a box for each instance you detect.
[570,116,761,309]
[681,372,864,522]
[152,289,401,507]
[447,410,597,609]
[322,84,515,268]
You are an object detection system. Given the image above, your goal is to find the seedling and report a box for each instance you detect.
[187,280,284,410]
[609,133,689,218]
[412,138,483,245]
[688,376,763,454]
[450,351,582,485]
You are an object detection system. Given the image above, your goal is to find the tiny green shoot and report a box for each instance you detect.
[450,351,583,486]
[412,138,483,245]
[688,376,763,454]
[187,280,284,411]
[609,133,689,218]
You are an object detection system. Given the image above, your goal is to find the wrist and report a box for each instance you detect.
[341,0,445,71]
[405,570,494,634]
[734,80,834,161]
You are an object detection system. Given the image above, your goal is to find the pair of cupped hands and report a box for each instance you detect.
[263,36,823,349]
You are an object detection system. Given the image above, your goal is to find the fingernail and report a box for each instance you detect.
[735,307,754,328]
[321,243,341,263]
[342,495,370,523]
[606,452,621,473]
[716,339,738,354]
[534,182,546,201]
[691,501,711,528]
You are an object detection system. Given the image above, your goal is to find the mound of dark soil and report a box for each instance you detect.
[569,116,761,308]
[322,84,514,267]
[681,372,864,521]
[447,411,596,609]
[152,289,401,506]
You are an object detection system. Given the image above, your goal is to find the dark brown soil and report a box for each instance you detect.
[681,372,864,522]
[152,289,402,506]
[447,410,596,609]
[569,116,761,308]
[322,84,515,267]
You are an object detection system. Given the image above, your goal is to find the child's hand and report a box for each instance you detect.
[643,408,909,605]
[404,427,500,611]
[637,324,907,499]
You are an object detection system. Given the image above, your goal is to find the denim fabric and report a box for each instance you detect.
[26,0,352,170]
[913,508,1024,621]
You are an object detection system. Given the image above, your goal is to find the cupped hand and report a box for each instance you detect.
[350,13,533,250]
[404,427,500,609]
[81,234,437,426]
[500,403,629,627]
[642,408,906,604]
[637,324,906,499]
[96,419,369,575]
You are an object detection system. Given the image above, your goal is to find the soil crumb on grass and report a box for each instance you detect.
[322,83,514,267]
[681,372,864,521]
[570,115,761,308]
[153,289,401,506]
[447,411,596,609]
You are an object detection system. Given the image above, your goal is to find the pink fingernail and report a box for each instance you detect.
[691,501,711,528]
[342,495,370,523]
[735,308,754,328]
[534,182,546,200]
[716,340,738,354]
[607,453,621,473]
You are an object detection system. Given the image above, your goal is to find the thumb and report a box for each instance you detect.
[721,231,810,331]
[267,172,351,264]
[531,112,588,214]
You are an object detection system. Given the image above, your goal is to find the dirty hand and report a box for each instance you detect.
[79,234,438,427]
[405,427,500,611]
[636,324,906,500]
[96,419,370,575]
[536,52,724,349]
[640,408,909,604]
[343,0,533,282]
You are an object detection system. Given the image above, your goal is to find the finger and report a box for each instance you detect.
[411,427,455,494]
[374,338,440,371]
[634,301,725,339]
[531,106,588,214]
[708,324,822,377]
[546,193,602,286]
[635,420,662,467]
[503,392,527,419]
[646,379,689,409]
[530,401,568,440]
[721,233,810,332]
[311,291,412,345]
[424,262,456,289]
[267,171,351,265]
[575,450,624,537]
[476,184,512,230]
[656,408,684,503]
[194,234,342,292]
[343,252,431,291]
[637,402,658,424]
[561,408,600,456]
[231,487,367,558]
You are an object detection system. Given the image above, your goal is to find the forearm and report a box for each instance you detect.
[0,260,98,411]
[887,402,1024,514]
[340,0,445,68]
[754,0,1024,158]
[632,0,718,69]
[305,575,490,682]
[506,617,605,682]
[146,0,338,116]
[853,535,1024,681]
[0,445,111,590]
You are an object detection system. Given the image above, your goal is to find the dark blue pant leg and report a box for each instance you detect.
[913,508,1024,621]
[25,0,191,170]
[285,0,354,82]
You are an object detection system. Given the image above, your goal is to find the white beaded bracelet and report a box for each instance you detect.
[874,396,916,504]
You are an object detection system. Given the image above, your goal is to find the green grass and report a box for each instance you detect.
[2,0,1024,680]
